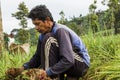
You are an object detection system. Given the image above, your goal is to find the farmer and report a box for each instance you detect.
[6,5,90,80]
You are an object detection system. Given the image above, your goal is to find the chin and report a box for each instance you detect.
[37,30,42,33]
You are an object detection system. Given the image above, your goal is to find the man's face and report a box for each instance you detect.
[32,18,51,34]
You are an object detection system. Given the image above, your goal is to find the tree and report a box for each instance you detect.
[102,0,120,34]
[29,28,39,46]
[108,0,120,34]
[58,11,65,24]
[89,0,100,33]
[12,2,29,28]
[12,2,30,44]
[0,1,3,54]
[15,29,30,44]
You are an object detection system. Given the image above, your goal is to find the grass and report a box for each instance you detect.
[0,46,36,79]
[82,33,120,80]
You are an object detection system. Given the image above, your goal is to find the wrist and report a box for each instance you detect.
[46,69,53,76]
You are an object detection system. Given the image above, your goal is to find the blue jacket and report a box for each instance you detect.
[51,23,90,66]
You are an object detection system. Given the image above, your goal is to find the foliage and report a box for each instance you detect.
[58,10,65,24]
[102,0,120,34]
[29,28,39,46]
[11,2,31,45]
[0,5,3,54]
[0,46,36,79]
[66,22,81,35]
[15,28,30,44]
[88,0,100,33]
[12,2,29,28]
[11,2,39,46]
[3,33,9,51]
[57,0,120,36]
[82,32,120,80]
[89,14,100,33]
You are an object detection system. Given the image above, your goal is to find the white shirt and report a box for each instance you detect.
[8,37,15,47]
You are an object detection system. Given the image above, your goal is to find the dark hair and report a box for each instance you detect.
[28,5,54,21]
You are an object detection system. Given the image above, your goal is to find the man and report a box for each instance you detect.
[6,5,90,80]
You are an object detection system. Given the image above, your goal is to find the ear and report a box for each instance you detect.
[45,17,53,27]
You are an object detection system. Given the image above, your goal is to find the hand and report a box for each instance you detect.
[5,67,24,78]
[37,69,47,80]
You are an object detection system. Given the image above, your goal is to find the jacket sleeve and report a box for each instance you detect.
[46,28,75,76]
[23,39,41,69]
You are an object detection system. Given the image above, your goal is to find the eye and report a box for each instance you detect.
[34,23,40,26]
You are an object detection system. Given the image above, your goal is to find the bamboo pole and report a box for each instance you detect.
[0,1,3,54]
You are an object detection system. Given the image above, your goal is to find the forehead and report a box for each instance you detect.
[32,18,42,23]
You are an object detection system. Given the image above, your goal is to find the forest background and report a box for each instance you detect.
[0,0,120,80]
